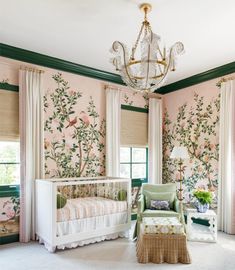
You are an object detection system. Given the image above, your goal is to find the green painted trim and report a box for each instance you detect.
[0,43,125,85]
[132,179,142,187]
[0,83,19,92]
[121,104,148,113]
[131,213,137,221]
[184,215,209,227]
[0,185,20,198]
[0,234,19,245]
[1,43,235,95]
[157,61,235,94]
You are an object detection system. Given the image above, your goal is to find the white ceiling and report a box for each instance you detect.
[0,0,235,85]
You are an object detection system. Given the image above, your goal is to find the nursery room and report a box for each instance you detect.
[0,0,235,269]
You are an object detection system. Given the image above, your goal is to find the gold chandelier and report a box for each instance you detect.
[110,3,184,93]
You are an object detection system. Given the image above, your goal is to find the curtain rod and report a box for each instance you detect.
[20,66,45,73]
[216,76,234,88]
[104,84,162,99]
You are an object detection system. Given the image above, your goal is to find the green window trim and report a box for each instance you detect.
[0,185,20,198]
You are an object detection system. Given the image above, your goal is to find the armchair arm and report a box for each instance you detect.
[174,198,180,213]
[174,198,186,229]
[137,194,145,215]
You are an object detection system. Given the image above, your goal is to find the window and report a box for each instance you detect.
[0,141,20,185]
[120,147,148,182]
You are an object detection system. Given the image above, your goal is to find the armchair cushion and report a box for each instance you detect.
[141,209,180,218]
[143,190,175,209]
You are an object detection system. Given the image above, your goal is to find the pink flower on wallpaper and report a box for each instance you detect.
[198,166,203,172]
[90,152,95,159]
[80,111,90,126]
[44,139,50,150]
[53,118,59,123]
[65,143,72,150]
[197,184,206,191]
[210,144,215,150]
[181,122,185,128]
[6,209,15,219]
[191,116,197,122]
[195,149,201,157]
[204,155,209,162]
[69,90,76,96]
[175,172,180,180]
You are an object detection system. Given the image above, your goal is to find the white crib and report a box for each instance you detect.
[36,177,131,252]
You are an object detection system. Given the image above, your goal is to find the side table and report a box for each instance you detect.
[186,208,217,243]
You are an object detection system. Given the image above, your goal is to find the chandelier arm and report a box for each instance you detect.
[156,43,164,60]
[154,47,175,87]
[113,41,137,87]
[154,48,164,75]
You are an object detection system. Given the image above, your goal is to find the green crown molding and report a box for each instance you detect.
[0,82,19,92]
[121,104,148,113]
[157,61,235,94]
[0,43,124,86]
[1,43,235,94]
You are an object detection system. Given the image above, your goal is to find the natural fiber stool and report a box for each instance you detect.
[136,217,191,264]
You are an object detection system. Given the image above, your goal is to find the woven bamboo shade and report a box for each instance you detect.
[0,89,19,141]
[121,109,148,147]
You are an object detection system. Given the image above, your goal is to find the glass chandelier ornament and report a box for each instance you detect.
[110,3,184,93]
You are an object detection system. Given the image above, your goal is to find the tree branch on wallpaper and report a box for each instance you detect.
[44,73,106,178]
[163,92,220,207]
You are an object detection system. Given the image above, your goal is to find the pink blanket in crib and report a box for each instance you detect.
[57,197,127,222]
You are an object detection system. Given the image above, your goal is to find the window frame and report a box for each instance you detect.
[0,141,20,187]
[120,146,148,184]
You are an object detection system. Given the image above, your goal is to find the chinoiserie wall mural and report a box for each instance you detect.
[0,196,20,238]
[44,73,106,178]
[163,80,220,208]
[43,72,148,179]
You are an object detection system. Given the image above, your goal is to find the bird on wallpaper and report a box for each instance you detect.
[79,111,90,126]
[66,116,78,128]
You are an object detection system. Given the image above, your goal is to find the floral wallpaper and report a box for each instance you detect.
[44,73,106,178]
[121,88,149,109]
[0,196,20,237]
[163,90,220,208]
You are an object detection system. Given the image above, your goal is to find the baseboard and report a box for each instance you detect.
[0,234,19,245]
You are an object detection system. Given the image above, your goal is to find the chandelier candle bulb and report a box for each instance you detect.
[110,3,184,93]
[163,46,166,61]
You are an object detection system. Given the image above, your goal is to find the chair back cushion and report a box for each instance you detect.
[143,190,175,209]
[142,183,177,193]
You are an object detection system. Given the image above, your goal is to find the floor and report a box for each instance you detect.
[1,231,235,270]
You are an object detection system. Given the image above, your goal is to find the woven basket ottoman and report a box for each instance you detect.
[136,217,191,264]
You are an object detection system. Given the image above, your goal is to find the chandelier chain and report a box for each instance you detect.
[131,22,144,60]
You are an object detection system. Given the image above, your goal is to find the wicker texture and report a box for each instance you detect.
[136,231,191,264]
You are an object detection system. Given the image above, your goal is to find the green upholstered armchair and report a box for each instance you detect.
[136,183,184,236]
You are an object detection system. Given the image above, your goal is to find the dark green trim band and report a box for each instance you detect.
[0,234,19,245]
[132,179,143,187]
[121,104,148,113]
[157,61,235,94]
[0,43,124,85]
[131,213,137,221]
[0,185,20,198]
[0,83,19,92]
[1,43,234,95]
